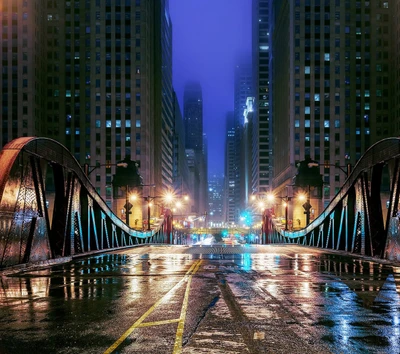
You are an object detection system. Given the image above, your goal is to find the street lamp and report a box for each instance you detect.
[263,193,292,231]
[165,192,190,242]
[145,196,155,231]
[250,192,276,244]
[144,191,188,232]
[297,191,311,226]
[124,187,138,228]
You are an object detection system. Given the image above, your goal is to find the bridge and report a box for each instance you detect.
[0,137,171,269]
[1,137,400,268]
[1,137,400,353]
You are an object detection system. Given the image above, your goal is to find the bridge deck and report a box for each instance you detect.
[0,244,399,353]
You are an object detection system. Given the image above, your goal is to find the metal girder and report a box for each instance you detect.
[0,137,166,269]
[266,139,400,261]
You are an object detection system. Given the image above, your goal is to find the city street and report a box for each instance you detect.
[0,244,399,353]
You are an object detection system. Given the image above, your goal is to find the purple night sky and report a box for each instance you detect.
[169,0,252,176]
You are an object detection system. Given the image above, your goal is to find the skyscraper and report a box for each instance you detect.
[392,1,400,136]
[252,0,272,194]
[0,0,175,210]
[172,92,192,213]
[233,59,253,216]
[271,0,392,212]
[208,174,224,227]
[225,111,237,225]
[0,1,47,144]
[183,81,207,217]
[183,81,203,151]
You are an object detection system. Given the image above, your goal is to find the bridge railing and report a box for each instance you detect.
[266,138,400,262]
[0,137,168,269]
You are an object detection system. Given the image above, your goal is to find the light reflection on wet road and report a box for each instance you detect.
[0,244,399,353]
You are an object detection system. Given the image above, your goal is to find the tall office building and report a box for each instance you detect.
[252,0,272,194]
[183,81,207,216]
[0,1,47,144]
[183,81,203,151]
[271,0,392,211]
[234,60,253,129]
[242,97,255,209]
[233,59,253,215]
[208,174,224,227]
[172,92,191,200]
[158,0,175,192]
[392,1,400,136]
[0,0,175,209]
[225,111,237,225]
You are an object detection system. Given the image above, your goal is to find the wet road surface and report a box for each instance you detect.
[0,244,399,353]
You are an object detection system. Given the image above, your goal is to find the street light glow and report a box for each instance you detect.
[266,192,275,203]
[298,193,306,202]
[164,192,175,204]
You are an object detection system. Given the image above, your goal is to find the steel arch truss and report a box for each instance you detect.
[267,138,400,262]
[0,137,167,268]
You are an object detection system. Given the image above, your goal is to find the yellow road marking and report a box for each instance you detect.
[138,318,180,327]
[103,259,201,354]
[173,259,202,354]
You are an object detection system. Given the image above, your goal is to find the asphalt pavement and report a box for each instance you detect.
[0,244,399,353]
